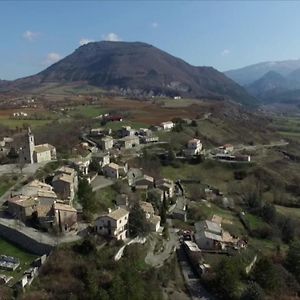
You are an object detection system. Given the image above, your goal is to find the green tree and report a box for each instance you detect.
[261,203,277,224]
[214,257,240,299]
[128,202,150,237]
[167,148,176,164]
[253,257,280,292]
[89,159,101,173]
[160,192,168,225]
[190,120,197,127]
[286,239,300,282]
[147,189,162,211]
[97,288,110,300]
[281,217,295,243]
[241,282,265,300]
[163,223,169,240]
[78,179,97,213]
[109,275,126,300]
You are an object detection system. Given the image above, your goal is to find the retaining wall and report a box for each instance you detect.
[0,222,53,255]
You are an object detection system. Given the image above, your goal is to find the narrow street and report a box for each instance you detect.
[145,224,179,268]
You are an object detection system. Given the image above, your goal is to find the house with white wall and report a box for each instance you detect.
[95,208,129,240]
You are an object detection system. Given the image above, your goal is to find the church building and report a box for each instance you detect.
[19,128,56,164]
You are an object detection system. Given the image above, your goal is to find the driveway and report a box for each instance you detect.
[91,175,114,191]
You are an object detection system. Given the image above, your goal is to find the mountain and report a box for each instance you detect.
[247,71,289,98]
[4,41,255,105]
[225,59,300,86]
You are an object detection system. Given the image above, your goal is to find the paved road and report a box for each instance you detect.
[145,220,179,268]
[234,140,289,152]
[0,162,48,176]
[177,246,216,300]
[91,175,114,191]
[0,217,81,246]
[114,236,146,261]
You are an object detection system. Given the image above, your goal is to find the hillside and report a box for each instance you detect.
[226,59,300,104]
[225,59,300,86]
[3,41,255,106]
[246,71,289,99]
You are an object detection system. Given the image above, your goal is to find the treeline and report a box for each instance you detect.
[204,240,300,299]
[21,239,164,300]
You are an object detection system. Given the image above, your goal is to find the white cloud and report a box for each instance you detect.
[102,32,122,42]
[79,38,94,46]
[151,22,159,28]
[43,52,62,65]
[221,49,230,56]
[23,30,40,42]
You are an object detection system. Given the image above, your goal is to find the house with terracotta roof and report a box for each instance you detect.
[52,166,78,203]
[95,208,129,240]
[134,175,154,190]
[103,162,120,179]
[139,201,161,232]
[100,136,114,151]
[184,139,203,157]
[14,180,57,200]
[54,202,77,232]
[7,195,38,223]
[156,178,175,198]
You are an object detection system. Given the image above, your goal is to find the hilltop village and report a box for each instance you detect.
[0,98,298,300]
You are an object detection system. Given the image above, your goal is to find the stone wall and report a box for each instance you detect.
[0,222,53,255]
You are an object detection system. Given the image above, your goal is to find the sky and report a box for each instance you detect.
[1,1,300,80]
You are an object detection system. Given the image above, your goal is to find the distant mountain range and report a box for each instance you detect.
[0,41,255,106]
[225,59,300,104]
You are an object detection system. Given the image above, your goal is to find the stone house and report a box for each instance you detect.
[140,201,161,232]
[93,152,110,168]
[156,178,175,198]
[160,121,174,131]
[70,156,91,175]
[54,202,77,232]
[7,195,38,223]
[52,167,78,203]
[135,175,154,190]
[102,162,120,179]
[194,220,224,250]
[100,136,114,151]
[184,139,203,157]
[119,136,140,149]
[95,208,129,240]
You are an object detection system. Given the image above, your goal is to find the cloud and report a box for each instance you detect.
[23,30,40,42]
[151,22,159,29]
[79,38,94,46]
[102,32,122,42]
[43,52,62,65]
[221,49,230,56]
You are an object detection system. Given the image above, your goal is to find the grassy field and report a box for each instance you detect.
[161,160,253,193]
[0,238,37,285]
[68,105,107,118]
[103,120,147,131]
[243,213,267,231]
[95,185,118,212]
[0,175,19,197]
[271,116,300,142]
[0,117,52,129]
[275,205,300,219]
